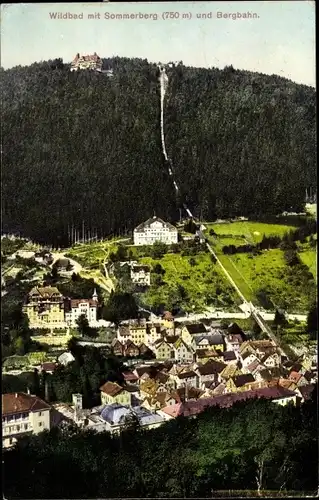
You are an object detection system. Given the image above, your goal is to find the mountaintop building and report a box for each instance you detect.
[70,53,103,72]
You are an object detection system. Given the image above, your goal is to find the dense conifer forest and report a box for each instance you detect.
[1,57,316,246]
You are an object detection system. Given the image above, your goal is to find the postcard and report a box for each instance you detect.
[1,2,317,499]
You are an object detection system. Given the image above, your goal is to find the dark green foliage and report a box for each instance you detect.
[153,263,165,275]
[76,314,93,337]
[47,342,124,406]
[1,60,315,245]
[3,395,317,498]
[150,241,167,259]
[306,302,318,339]
[184,219,198,234]
[273,309,288,329]
[102,290,138,325]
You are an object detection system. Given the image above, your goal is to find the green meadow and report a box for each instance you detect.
[205,221,316,312]
[139,252,240,313]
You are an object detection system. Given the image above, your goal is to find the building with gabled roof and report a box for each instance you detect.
[133,216,178,246]
[70,52,103,72]
[131,264,151,286]
[99,382,131,406]
[2,392,51,449]
[23,286,65,328]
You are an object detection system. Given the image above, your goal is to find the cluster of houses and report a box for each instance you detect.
[3,335,316,448]
[23,286,100,329]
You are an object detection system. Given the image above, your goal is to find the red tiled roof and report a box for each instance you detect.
[41,362,57,372]
[70,299,97,307]
[288,371,302,383]
[161,386,297,418]
[122,371,138,382]
[2,393,51,416]
[73,53,101,62]
[99,381,123,397]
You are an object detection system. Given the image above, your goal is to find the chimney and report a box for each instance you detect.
[15,393,18,398]
[27,387,30,395]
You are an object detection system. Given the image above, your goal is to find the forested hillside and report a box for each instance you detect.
[3,395,317,498]
[1,58,316,246]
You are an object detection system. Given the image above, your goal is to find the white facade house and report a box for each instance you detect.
[58,351,75,366]
[65,290,98,327]
[2,392,51,449]
[131,265,151,286]
[133,216,178,246]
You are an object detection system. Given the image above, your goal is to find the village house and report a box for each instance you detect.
[161,311,175,330]
[2,392,51,449]
[128,319,148,345]
[195,333,225,353]
[225,374,255,393]
[220,364,243,382]
[100,382,132,406]
[248,362,268,381]
[195,361,226,388]
[295,383,315,403]
[240,350,259,368]
[172,338,194,363]
[145,323,163,346]
[123,340,140,358]
[222,351,237,364]
[225,333,246,352]
[153,339,173,360]
[112,339,124,357]
[117,326,131,344]
[70,52,103,72]
[23,286,65,328]
[138,342,155,358]
[181,323,208,347]
[260,351,281,368]
[172,370,199,389]
[133,216,178,246]
[64,289,99,327]
[122,371,139,385]
[195,349,223,364]
[130,265,151,286]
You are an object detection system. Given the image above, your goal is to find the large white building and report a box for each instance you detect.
[133,216,178,246]
[2,392,51,449]
[65,290,98,327]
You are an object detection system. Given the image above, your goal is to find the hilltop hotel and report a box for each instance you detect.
[70,53,102,72]
[133,216,178,246]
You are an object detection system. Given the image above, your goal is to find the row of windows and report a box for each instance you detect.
[5,423,29,433]
[4,413,28,422]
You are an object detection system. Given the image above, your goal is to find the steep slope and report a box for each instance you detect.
[1,58,316,246]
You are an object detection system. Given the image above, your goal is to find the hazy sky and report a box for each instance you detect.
[1,1,316,87]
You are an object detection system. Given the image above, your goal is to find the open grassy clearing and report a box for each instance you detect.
[205,221,297,248]
[228,250,315,312]
[204,221,316,313]
[138,252,241,313]
[66,240,120,269]
[298,248,316,280]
